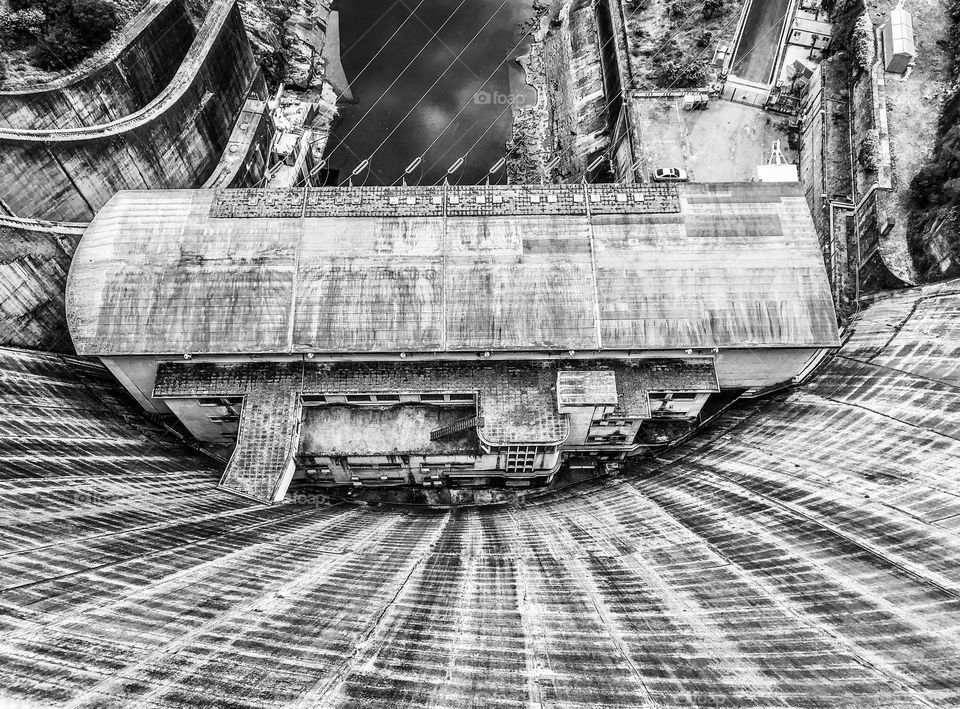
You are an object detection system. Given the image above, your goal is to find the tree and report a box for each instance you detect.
[702,0,725,20]
[666,0,688,20]
[0,8,46,47]
[653,59,707,89]
[26,0,117,69]
[71,0,117,45]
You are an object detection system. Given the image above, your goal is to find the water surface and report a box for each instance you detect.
[326,0,535,186]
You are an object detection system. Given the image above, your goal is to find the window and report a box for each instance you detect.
[421,393,446,402]
[649,391,705,418]
[374,394,400,402]
[504,445,539,474]
[346,395,372,403]
[302,394,326,404]
[649,392,698,401]
[448,393,474,402]
[208,414,240,424]
[197,397,241,407]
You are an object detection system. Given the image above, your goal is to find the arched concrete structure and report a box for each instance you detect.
[1,280,958,706]
[0,0,259,222]
[0,0,195,131]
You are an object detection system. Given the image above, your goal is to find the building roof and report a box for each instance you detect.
[884,5,915,56]
[152,358,719,449]
[792,16,832,36]
[66,183,839,356]
[757,163,801,183]
[556,371,619,407]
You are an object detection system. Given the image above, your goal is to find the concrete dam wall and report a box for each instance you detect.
[0,216,84,353]
[0,281,958,706]
[0,0,196,131]
[0,0,258,222]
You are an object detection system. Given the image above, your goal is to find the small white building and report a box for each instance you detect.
[881,4,916,75]
[758,163,800,183]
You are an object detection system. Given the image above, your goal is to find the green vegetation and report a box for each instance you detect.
[0,0,118,73]
[851,13,875,72]
[906,0,960,277]
[627,0,731,90]
[702,0,725,20]
[666,0,687,20]
[858,128,881,173]
[652,56,708,88]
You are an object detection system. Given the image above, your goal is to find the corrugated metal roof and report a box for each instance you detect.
[884,5,915,57]
[66,184,839,355]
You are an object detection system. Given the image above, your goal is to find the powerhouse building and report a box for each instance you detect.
[65,182,839,502]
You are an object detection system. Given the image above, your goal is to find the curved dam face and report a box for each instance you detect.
[0,0,259,222]
[0,217,82,352]
[1,281,958,706]
[0,0,196,131]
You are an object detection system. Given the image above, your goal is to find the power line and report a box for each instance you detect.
[335,0,431,98]
[426,93,520,184]
[428,0,720,185]
[578,0,747,182]
[363,0,528,175]
[323,0,471,165]
[616,7,792,180]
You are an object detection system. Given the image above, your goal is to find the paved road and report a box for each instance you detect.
[730,0,792,84]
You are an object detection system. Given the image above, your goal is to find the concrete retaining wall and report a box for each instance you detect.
[202,80,273,189]
[0,0,195,131]
[542,0,609,180]
[0,0,257,222]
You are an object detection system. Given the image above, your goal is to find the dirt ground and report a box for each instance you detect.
[866,0,950,282]
[872,0,950,193]
[624,0,743,89]
[632,98,797,182]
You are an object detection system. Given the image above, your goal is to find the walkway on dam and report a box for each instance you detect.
[1,280,959,706]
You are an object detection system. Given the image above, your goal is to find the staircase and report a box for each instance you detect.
[430,415,483,441]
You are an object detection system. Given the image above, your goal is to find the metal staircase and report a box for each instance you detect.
[430,415,483,441]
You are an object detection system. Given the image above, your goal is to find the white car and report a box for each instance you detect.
[652,167,689,182]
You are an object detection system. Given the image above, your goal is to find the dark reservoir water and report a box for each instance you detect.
[325,0,536,186]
